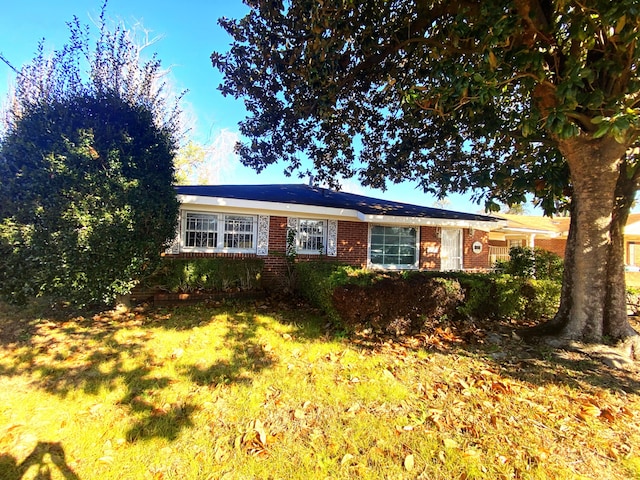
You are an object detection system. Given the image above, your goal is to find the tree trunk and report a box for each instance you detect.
[604,158,639,338]
[535,136,638,343]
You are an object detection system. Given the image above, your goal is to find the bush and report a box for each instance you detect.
[142,258,264,292]
[497,246,563,282]
[627,287,640,316]
[294,262,561,331]
[459,274,560,321]
[332,275,464,334]
[294,262,371,322]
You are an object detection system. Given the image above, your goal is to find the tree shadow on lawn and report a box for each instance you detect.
[0,299,324,445]
[350,314,640,395]
[0,442,80,480]
[469,315,640,395]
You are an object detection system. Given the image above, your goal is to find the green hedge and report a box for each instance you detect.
[142,257,264,292]
[495,246,564,282]
[294,262,561,331]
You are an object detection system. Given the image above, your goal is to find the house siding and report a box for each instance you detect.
[535,238,566,258]
[336,221,368,267]
[164,214,495,288]
[419,226,440,270]
[261,215,288,286]
[464,228,491,271]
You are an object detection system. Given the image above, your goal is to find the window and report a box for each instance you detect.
[224,215,255,249]
[508,239,523,248]
[185,213,217,248]
[297,219,326,254]
[369,225,418,269]
[183,212,256,252]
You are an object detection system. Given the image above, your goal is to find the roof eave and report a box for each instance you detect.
[178,194,503,229]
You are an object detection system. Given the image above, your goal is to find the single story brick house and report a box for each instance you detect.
[164,184,504,285]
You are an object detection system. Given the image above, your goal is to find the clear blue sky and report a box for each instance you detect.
[0,0,490,214]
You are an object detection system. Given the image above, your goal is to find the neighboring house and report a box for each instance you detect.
[623,213,640,270]
[488,214,570,263]
[490,213,640,272]
[166,184,504,286]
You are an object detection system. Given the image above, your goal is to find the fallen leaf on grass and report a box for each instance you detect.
[382,369,395,380]
[578,404,601,420]
[341,453,355,465]
[404,454,415,471]
[443,438,459,449]
[235,419,271,457]
[600,408,616,423]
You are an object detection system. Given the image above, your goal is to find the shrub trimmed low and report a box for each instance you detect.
[142,257,264,293]
[294,262,562,332]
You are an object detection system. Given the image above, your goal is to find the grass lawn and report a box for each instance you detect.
[1,298,639,480]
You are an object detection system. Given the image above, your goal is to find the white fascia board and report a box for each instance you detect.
[177,194,366,221]
[177,194,503,230]
[363,214,505,231]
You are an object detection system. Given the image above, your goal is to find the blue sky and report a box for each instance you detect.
[0,0,489,213]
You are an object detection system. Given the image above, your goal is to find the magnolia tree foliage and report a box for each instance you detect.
[0,5,181,306]
[213,0,640,344]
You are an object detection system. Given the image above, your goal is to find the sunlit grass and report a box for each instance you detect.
[1,299,639,479]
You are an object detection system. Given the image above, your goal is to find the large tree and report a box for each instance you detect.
[0,6,181,306]
[212,0,640,347]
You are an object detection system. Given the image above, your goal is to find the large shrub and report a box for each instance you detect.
[294,262,371,321]
[0,94,179,306]
[332,275,464,334]
[0,8,182,306]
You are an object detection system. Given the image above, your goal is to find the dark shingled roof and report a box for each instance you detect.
[175,184,498,223]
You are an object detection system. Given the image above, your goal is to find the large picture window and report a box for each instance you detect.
[369,225,418,269]
[183,212,256,252]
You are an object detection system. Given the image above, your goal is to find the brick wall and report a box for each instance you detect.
[263,216,288,287]
[336,220,368,267]
[464,229,491,271]
[419,226,440,270]
[535,238,566,258]
[165,216,495,285]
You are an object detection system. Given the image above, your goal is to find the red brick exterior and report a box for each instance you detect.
[263,216,288,286]
[336,221,368,267]
[463,228,491,271]
[535,238,566,258]
[165,216,494,287]
[419,226,440,270]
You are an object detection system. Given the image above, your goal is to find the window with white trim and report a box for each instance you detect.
[369,225,419,269]
[185,213,218,248]
[183,212,256,252]
[224,215,255,249]
[297,219,326,254]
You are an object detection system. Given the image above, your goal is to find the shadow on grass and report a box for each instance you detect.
[0,299,324,444]
[0,442,80,479]
[183,311,279,386]
[349,314,640,395]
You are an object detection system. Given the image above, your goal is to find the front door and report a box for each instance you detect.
[441,229,463,271]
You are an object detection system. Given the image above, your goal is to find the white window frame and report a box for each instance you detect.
[296,219,327,255]
[182,211,257,253]
[368,225,420,270]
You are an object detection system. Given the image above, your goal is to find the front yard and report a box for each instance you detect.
[1,299,639,479]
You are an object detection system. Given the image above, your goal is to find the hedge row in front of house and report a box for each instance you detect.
[141,257,264,293]
[294,261,562,334]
